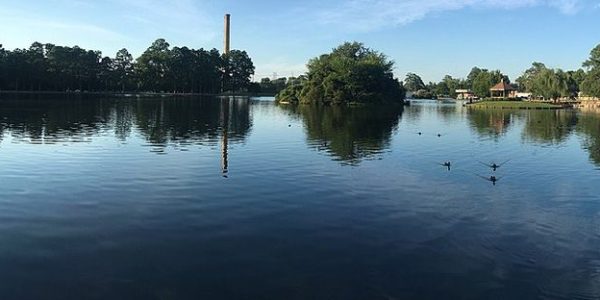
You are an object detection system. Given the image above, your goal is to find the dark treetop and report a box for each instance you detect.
[0,39,254,94]
[276,42,406,105]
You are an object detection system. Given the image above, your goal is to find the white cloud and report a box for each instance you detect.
[254,59,308,80]
[318,0,587,31]
[0,7,128,49]
[0,0,220,56]
[110,0,218,40]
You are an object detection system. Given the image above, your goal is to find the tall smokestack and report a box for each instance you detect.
[224,14,231,54]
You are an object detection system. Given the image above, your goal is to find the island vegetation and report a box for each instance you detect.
[403,43,600,101]
[0,39,255,94]
[276,42,406,105]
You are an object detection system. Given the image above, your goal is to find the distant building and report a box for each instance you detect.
[455,89,475,100]
[515,92,532,99]
[578,92,600,101]
[490,79,515,99]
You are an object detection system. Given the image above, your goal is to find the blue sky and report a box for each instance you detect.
[1,0,599,82]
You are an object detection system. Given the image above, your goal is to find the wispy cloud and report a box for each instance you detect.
[254,59,308,80]
[0,0,220,56]
[317,0,588,31]
[112,0,219,49]
[0,7,128,45]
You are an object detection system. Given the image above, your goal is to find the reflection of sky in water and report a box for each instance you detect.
[0,97,600,299]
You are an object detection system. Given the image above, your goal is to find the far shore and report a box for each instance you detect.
[466,100,569,109]
[0,90,276,98]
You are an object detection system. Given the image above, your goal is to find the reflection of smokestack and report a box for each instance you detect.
[221,98,230,177]
[224,14,231,55]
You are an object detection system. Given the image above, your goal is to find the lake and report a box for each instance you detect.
[0,95,599,299]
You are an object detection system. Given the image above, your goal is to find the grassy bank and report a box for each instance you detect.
[467,100,566,109]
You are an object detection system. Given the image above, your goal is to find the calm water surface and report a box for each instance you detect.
[1,96,599,299]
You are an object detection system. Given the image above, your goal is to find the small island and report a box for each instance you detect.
[276,42,406,105]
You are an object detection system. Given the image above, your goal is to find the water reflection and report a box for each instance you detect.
[521,110,578,145]
[467,109,514,139]
[435,103,463,122]
[0,95,251,146]
[0,96,112,143]
[467,108,580,145]
[404,100,462,123]
[220,98,230,177]
[133,97,250,147]
[577,111,600,165]
[280,104,404,164]
[3,97,600,299]
[2,95,600,169]
[465,106,600,166]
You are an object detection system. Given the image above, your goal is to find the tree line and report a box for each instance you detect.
[404,43,600,100]
[0,39,255,94]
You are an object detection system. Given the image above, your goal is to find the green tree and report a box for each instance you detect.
[222,50,255,93]
[516,62,547,92]
[4,48,28,90]
[581,69,600,98]
[0,39,251,94]
[565,69,586,97]
[472,69,505,97]
[98,56,114,90]
[433,81,449,96]
[113,48,133,92]
[135,39,171,92]
[442,75,461,98]
[530,68,569,100]
[582,44,600,98]
[466,67,483,90]
[583,44,600,69]
[26,42,47,90]
[404,73,425,92]
[277,42,405,104]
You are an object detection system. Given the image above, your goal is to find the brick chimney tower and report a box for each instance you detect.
[224,14,231,54]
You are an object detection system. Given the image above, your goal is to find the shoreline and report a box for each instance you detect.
[466,101,570,109]
[0,90,276,98]
[575,100,600,110]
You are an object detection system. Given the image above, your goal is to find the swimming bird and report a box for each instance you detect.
[479,159,510,171]
[439,161,452,171]
[476,174,502,185]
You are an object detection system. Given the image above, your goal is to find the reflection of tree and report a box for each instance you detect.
[467,109,514,139]
[468,108,579,144]
[283,104,404,164]
[132,97,251,146]
[521,110,577,145]
[436,104,462,122]
[576,112,600,165]
[0,96,252,148]
[403,102,423,122]
[113,100,134,141]
[0,95,112,143]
